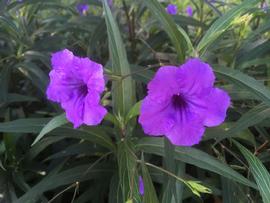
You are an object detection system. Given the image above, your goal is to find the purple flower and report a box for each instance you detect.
[139,58,230,146]
[186,5,193,16]
[46,49,107,128]
[108,0,113,7]
[166,4,178,15]
[262,2,268,12]
[139,176,144,195]
[76,3,89,15]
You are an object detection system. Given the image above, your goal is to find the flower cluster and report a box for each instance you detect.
[166,3,193,17]
[47,0,229,147]
[47,50,230,146]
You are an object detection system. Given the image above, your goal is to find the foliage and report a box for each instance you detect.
[0,0,270,202]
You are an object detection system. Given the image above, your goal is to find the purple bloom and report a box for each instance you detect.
[262,2,268,12]
[166,4,178,15]
[186,5,193,16]
[46,49,107,128]
[108,0,113,7]
[139,176,144,195]
[139,58,230,146]
[76,3,89,15]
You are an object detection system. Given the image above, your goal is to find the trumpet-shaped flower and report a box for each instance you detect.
[139,176,144,196]
[76,3,89,15]
[139,58,230,146]
[166,4,178,15]
[47,49,107,128]
[186,5,193,16]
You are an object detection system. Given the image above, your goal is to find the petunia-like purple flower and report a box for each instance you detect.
[262,2,268,12]
[76,3,89,15]
[46,49,107,128]
[186,5,193,16]
[166,4,178,15]
[108,0,113,7]
[139,176,144,196]
[139,58,230,146]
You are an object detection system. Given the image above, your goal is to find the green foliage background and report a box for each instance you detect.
[1,0,270,202]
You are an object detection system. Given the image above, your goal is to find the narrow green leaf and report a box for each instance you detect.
[217,103,270,142]
[214,67,270,105]
[233,140,270,203]
[0,118,50,133]
[137,137,257,189]
[162,139,177,203]
[141,162,159,203]
[143,0,191,62]
[15,163,114,203]
[32,113,67,146]
[197,0,258,54]
[117,140,140,202]
[0,118,115,151]
[125,101,141,123]
[221,178,247,203]
[102,0,135,116]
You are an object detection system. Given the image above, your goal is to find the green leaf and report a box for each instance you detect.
[5,93,38,103]
[141,162,159,203]
[162,139,178,203]
[102,0,135,116]
[15,163,114,203]
[214,67,270,105]
[32,113,67,146]
[137,137,257,189]
[233,140,270,203]
[216,103,270,142]
[0,16,21,41]
[0,118,115,151]
[0,118,51,133]
[221,178,248,203]
[125,101,141,123]
[143,0,191,62]
[197,0,258,54]
[117,139,140,202]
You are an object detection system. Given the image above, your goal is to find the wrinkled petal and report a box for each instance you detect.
[72,57,105,93]
[46,69,82,103]
[203,88,230,127]
[61,92,85,128]
[178,58,215,96]
[167,112,205,146]
[51,49,73,70]
[83,94,107,125]
[147,66,180,102]
[139,96,175,135]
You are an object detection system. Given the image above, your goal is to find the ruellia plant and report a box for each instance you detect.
[0,0,270,202]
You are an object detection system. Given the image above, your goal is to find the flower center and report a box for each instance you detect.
[172,94,187,109]
[80,84,88,96]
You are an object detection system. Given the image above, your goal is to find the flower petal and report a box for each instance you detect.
[83,94,107,125]
[72,57,105,93]
[166,112,205,146]
[61,92,85,128]
[51,49,73,70]
[203,88,230,127]
[147,66,180,102]
[178,58,215,96]
[139,95,175,135]
[46,69,82,103]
